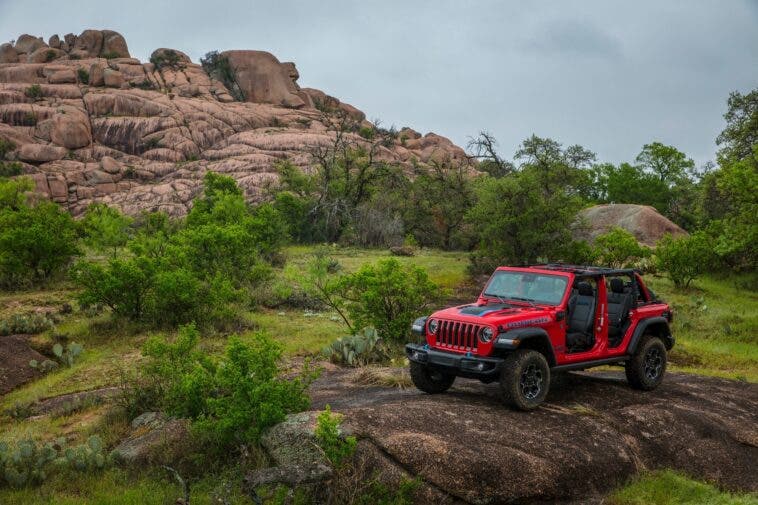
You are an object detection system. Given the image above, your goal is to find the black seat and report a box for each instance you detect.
[566,282,595,352]
[607,278,633,347]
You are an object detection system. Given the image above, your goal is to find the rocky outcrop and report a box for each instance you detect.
[0,335,46,395]
[298,366,758,504]
[0,29,467,217]
[576,204,688,246]
[112,412,190,465]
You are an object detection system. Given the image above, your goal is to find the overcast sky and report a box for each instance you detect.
[1,0,756,166]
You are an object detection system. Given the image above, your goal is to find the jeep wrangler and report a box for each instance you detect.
[406,264,674,410]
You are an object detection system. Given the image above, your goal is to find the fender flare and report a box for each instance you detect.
[494,327,556,366]
[628,317,673,353]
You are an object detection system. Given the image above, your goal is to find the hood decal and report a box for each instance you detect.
[458,304,512,317]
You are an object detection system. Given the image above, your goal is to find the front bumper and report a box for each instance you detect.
[405,343,504,380]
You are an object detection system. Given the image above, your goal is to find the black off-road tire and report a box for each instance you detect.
[626,335,667,391]
[410,361,456,394]
[499,350,550,411]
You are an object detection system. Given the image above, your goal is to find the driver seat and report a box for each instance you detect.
[566,282,596,352]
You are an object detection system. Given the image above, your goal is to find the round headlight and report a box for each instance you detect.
[428,319,439,334]
[479,327,494,343]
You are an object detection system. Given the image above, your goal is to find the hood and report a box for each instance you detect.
[430,303,553,327]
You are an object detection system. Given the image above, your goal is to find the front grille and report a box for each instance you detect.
[435,320,480,351]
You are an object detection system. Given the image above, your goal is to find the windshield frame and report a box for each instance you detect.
[481,269,571,307]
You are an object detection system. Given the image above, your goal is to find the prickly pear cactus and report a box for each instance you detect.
[323,327,386,366]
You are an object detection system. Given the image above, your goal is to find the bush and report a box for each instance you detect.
[0,312,54,336]
[656,232,715,288]
[74,173,282,329]
[0,162,22,177]
[81,203,133,256]
[137,324,316,453]
[0,139,16,160]
[76,68,89,84]
[200,51,244,101]
[24,84,43,100]
[315,405,356,467]
[150,49,183,70]
[332,258,441,341]
[592,227,650,268]
[101,51,120,60]
[0,179,80,289]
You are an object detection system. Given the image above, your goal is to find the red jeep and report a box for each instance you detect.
[406,264,674,410]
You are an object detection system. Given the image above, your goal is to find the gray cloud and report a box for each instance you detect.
[0,0,756,167]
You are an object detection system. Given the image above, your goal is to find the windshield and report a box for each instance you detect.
[483,271,568,305]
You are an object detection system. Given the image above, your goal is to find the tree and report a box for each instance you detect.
[403,160,476,249]
[333,258,441,341]
[592,227,650,268]
[0,178,79,289]
[515,135,596,198]
[656,232,715,288]
[467,131,515,178]
[635,142,695,185]
[81,203,133,256]
[466,171,582,266]
[716,89,758,165]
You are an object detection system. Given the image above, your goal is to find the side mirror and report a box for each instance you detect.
[556,311,566,321]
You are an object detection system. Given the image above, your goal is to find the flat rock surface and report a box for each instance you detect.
[0,335,45,395]
[308,367,758,504]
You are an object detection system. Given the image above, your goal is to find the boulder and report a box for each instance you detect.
[220,50,305,107]
[150,48,191,66]
[48,34,61,49]
[101,30,130,58]
[100,155,123,174]
[0,43,18,63]
[47,69,77,84]
[89,63,105,86]
[27,47,63,63]
[103,68,124,88]
[305,367,758,503]
[18,143,67,162]
[112,412,191,465]
[74,29,104,57]
[15,34,47,55]
[51,115,91,149]
[576,204,688,247]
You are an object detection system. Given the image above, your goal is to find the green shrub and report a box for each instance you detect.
[0,179,80,289]
[315,405,356,467]
[101,51,120,60]
[137,325,316,453]
[0,139,16,160]
[358,126,375,140]
[76,68,89,84]
[0,312,54,336]
[44,50,57,62]
[149,49,183,70]
[74,174,283,329]
[593,227,650,268]
[0,162,22,177]
[656,232,716,288]
[331,258,441,341]
[28,358,58,373]
[81,203,133,256]
[200,51,244,101]
[24,84,43,101]
[324,327,388,366]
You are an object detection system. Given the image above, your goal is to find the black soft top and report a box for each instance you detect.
[529,263,639,277]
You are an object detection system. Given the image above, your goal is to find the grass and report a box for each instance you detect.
[0,467,253,505]
[609,470,758,505]
[645,273,758,381]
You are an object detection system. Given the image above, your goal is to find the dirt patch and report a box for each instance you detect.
[0,334,46,395]
[307,367,758,504]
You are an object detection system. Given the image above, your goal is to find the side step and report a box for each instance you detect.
[551,356,630,372]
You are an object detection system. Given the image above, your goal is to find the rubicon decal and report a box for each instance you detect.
[506,317,550,329]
